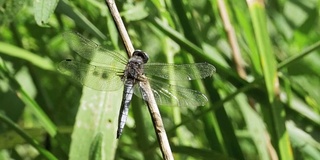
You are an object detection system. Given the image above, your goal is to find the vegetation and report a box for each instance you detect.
[0,0,319,159]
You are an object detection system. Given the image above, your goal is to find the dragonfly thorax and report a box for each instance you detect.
[123,50,149,81]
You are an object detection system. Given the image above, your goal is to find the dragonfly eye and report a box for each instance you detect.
[133,50,149,63]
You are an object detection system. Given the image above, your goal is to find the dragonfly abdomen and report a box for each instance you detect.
[117,80,134,138]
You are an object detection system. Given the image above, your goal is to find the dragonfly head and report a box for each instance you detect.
[133,50,149,63]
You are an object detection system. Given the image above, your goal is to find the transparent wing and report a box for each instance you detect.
[58,59,124,91]
[143,63,215,81]
[63,31,128,66]
[134,79,208,107]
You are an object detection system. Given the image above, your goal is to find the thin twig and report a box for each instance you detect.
[139,79,174,160]
[105,0,174,159]
[105,0,134,56]
[218,0,246,79]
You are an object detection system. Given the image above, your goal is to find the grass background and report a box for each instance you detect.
[0,0,320,159]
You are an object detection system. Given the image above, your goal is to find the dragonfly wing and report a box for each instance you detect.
[58,59,123,91]
[63,31,128,66]
[143,63,216,81]
[134,79,208,107]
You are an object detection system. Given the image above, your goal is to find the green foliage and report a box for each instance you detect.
[0,0,319,159]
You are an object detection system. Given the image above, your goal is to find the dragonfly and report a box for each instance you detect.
[58,32,216,138]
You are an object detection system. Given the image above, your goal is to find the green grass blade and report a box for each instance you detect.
[248,1,293,159]
[0,42,55,71]
[0,58,57,137]
[15,88,57,136]
[287,121,320,159]
[0,113,57,160]
[56,0,107,40]
[231,0,262,75]
[248,2,278,103]
[278,41,320,70]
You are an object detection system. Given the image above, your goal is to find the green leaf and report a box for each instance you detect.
[33,0,59,26]
[68,89,120,160]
